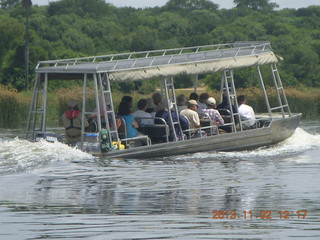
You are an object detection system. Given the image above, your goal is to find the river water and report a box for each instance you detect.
[0,121,319,240]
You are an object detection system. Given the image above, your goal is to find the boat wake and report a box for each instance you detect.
[0,138,93,175]
[171,128,320,161]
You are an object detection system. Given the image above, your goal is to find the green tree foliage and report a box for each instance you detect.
[47,0,113,18]
[234,0,279,12]
[0,0,319,90]
[0,0,19,9]
[164,0,218,12]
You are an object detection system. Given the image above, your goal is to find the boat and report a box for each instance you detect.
[26,41,301,158]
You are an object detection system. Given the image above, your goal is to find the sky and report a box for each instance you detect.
[32,0,320,10]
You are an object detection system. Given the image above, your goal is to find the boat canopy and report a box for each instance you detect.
[35,41,280,82]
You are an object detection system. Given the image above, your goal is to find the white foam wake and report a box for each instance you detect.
[173,128,320,161]
[0,138,94,175]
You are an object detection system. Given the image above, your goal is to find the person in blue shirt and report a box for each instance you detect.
[118,101,138,138]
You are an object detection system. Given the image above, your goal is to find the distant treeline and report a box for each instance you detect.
[0,0,319,92]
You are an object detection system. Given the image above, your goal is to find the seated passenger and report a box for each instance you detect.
[121,95,133,109]
[189,92,206,118]
[237,95,256,128]
[217,93,239,126]
[132,99,154,125]
[203,97,224,126]
[217,93,238,116]
[176,94,187,113]
[118,101,139,138]
[62,99,89,145]
[198,92,210,110]
[151,92,163,115]
[155,101,188,141]
[181,100,205,138]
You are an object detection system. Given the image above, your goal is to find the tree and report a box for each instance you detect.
[164,0,218,13]
[234,0,278,12]
[0,0,19,9]
[47,0,112,18]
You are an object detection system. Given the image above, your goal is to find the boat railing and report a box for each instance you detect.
[35,41,272,71]
[116,116,151,148]
[136,117,170,143]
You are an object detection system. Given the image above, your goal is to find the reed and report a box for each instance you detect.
[0,86,319,129]
[0,85,30,128]
[236,86,320,119]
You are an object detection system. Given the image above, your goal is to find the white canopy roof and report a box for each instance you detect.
[35,41,280,81]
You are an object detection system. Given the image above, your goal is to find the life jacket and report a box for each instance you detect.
[65,109,81,131]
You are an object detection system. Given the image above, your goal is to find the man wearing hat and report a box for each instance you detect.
[62,99,89,145]
[203,97,224,126]
[180,100,202,137]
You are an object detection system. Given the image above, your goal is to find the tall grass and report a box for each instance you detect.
[0,85,30,128]
[238,87,320,119]
[1,85,319,128]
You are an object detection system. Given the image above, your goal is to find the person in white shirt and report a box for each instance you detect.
[132,99,154,125]
[237,95,256,128]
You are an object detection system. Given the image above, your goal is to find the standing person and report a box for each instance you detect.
[62,99,89,146]
[132,99,154,125]
[237,95,256,128]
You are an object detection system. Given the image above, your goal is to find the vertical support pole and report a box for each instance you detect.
[80,73,88,150]
[257,66,272,118]
[41,73,48,132]
[193,75,198,93]
[271,64,285,117]
[93,74,102,132]
[162,77,178,141]
[26,73,39,139]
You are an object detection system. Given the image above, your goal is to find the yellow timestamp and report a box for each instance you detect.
[211,210,308,220]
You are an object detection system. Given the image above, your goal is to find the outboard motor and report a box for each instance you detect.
[99,129,113,152]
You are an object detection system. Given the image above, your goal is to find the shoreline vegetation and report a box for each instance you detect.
[0,84,319,129]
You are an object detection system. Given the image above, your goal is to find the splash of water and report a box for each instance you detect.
[172,128,320,161]
[0,138,93,175]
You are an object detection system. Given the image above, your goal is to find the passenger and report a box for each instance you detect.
[118,101,140,138]
[198,93,210,110]
[203,97,224,126]
[189,92,199,101]
[176,94,188,113]
[121,95,133,109]
[217,93,238,114]
[155,101,188,141]
[189,92,205,117]
[152,92,163,113]
[132,99,154,125]
[62,99,89,146]
[181,100,205,138]
[146,92,163,117]
[237,95,256,128]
